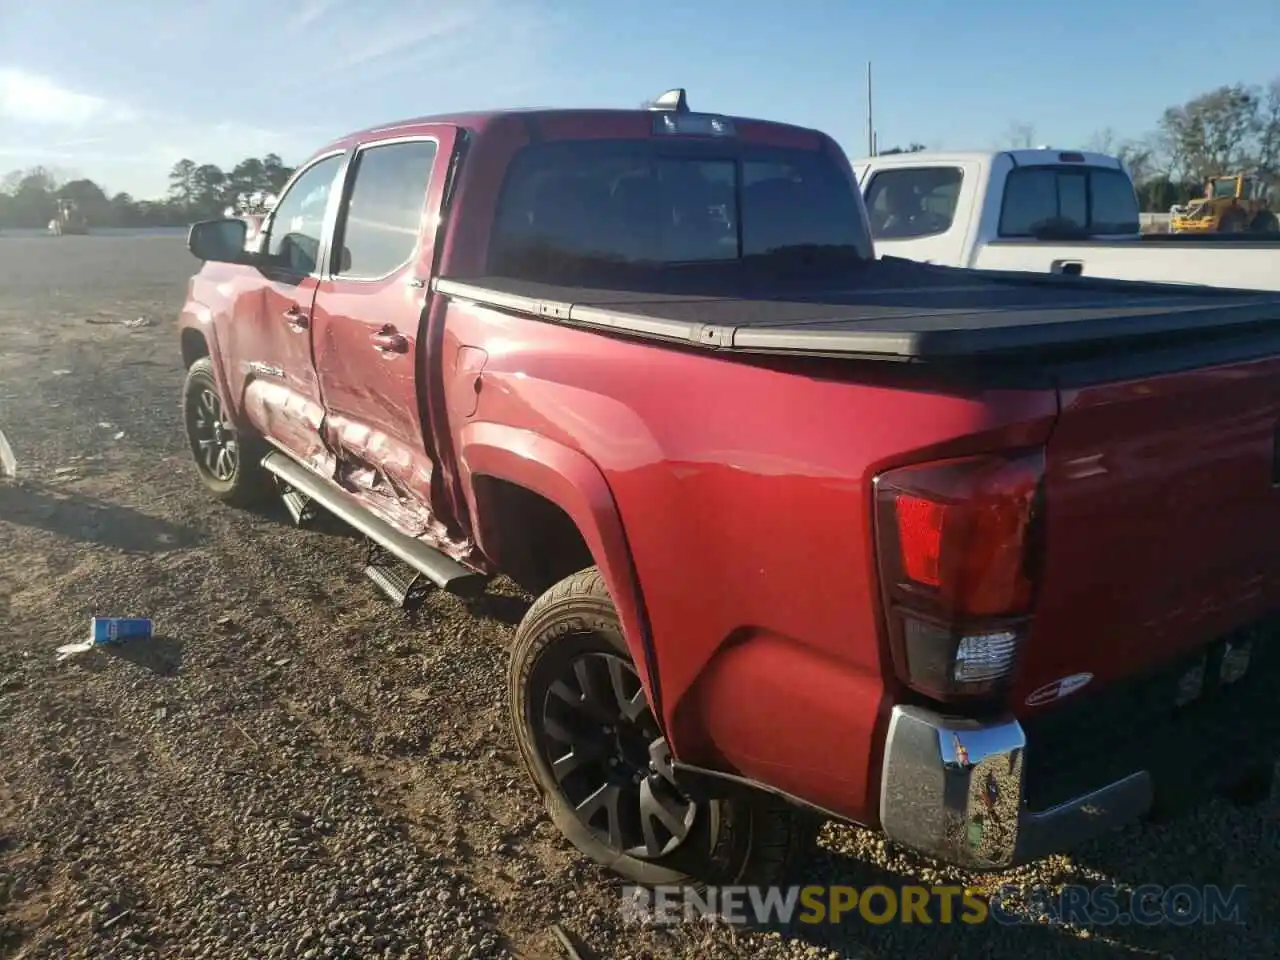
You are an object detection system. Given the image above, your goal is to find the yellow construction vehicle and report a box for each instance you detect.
[47,198,89,236]
[1170,173,1278,234]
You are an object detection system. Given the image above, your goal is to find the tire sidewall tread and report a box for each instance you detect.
[508,566,808,889]
[182,357,272,507]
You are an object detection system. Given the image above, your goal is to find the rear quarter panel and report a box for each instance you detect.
[443,298,1059,823]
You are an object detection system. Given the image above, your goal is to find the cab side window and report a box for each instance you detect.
[266,154,343,275]
[333,139,439,279]
[865,167,963,240]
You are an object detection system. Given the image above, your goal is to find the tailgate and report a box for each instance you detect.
[1013,354,1280,712]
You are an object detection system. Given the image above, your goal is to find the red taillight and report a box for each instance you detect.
[873,450,1045,700]
[893,495,944,586]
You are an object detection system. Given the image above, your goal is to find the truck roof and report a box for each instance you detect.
[315,107,826,158]
[850,148,1124,170]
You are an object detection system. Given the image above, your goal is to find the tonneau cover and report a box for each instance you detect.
[434,258,1280,361]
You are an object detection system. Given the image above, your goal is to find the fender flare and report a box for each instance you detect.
[180,307,245,430]
[456,421,663,727]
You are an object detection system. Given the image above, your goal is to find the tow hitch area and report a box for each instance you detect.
[363,539,433,611]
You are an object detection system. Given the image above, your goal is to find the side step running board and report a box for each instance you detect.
[279,483,316,526]
[363,540,432,610]
[261,450,487,599]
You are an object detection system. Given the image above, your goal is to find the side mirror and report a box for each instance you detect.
[188,217,250,263]
[338,246,353,272]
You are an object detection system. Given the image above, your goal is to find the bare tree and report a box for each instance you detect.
[1257,78,1280,175]
[1115,139,1156,184]
[1158,83,1262,181]
[1086,127,1118,154]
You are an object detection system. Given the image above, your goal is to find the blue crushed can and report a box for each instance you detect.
[91,617,153,645]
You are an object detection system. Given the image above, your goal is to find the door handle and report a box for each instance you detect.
[370,328,408,353]
[283,305,309,329]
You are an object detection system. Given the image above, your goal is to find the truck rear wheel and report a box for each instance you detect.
[1249,210,1278,232]
[508,567,810,887]
[182,357,273,507]
[1219,209,1247,233]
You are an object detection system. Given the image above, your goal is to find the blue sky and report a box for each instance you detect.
[1,0,1277,199]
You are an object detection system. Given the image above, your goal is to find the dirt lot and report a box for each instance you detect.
[0,234,1277,960]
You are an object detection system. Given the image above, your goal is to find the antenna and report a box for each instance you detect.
[647,89,689,113]
[866,62,874,156]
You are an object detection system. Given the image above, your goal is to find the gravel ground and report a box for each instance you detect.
[0,234,1277,960]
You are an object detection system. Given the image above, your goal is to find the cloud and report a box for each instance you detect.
[0,67,324,195]
[288,0,551,102]
[0,0,560,196]
[334,8,479,71]
[0,68,136,126]
[288,0,340,31]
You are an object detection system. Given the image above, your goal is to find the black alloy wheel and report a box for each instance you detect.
[181,356,273,506]
[189,385,239,482]
[537,649,697,859]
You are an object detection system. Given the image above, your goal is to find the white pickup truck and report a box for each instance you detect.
[851,149,1280,291]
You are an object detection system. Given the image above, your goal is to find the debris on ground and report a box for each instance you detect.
[85,315,155,328]
[0,426,14,478]
[550,922,590,960]
[56,616,154,661]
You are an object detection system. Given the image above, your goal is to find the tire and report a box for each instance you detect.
[508,567,812,888]
[1218,209,1247,233]
[1220,764,1275,807]
[1249,211,1278,233]
[182,356,274,506]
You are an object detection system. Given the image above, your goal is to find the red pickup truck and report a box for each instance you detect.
[178,89,1280,887]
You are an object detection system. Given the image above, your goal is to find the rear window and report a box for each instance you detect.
[999,165,1139,237]
[487,139,867,280]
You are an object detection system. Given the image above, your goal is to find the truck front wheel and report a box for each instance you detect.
[182,357,273,506]
[508,567,810,887]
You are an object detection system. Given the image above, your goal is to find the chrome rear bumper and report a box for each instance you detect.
[879,705,1153,869]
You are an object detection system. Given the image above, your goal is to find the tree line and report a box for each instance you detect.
[1001,78,1280,211]
[0,154,294,229]
[5,80,1278,226]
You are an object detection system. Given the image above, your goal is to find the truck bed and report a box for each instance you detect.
[972,237,1280,293]
[435,259,1280,362]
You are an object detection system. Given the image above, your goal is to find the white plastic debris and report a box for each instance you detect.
[0,428,14,479]
[55,638,96,661]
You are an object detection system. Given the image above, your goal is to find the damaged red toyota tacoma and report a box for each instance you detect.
[177,89,1280,886]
